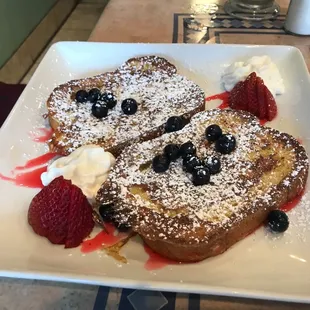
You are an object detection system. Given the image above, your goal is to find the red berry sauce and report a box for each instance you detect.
[205,92,229,109]
[29,127,53,143]
[143,244,181,271]
[0,152,57,188]
[81,222,130,253]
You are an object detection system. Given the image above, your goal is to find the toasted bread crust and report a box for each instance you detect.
[142,150,308,261]
[47,56,205,156]
[96,109,309,262]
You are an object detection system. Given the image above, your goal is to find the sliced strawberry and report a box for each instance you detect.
[229,81,247,111]
[265,85,277,121]
[28,177,69,244]
[246,72,259,117]
[66,186,94,248]
[235,81,248,111]
[228,92,236,109]
[228,72,278,122]
[28,176,94,248]
[256,76,267,120]
[229,81,243,109]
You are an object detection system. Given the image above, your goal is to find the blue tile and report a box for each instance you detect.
[251,21,264,29]
[160,292,177,310]
[118,288,136,310]
[231,19,243,28]
[188,294,200,310]
[127,290,168,310]
[93,286,110,310]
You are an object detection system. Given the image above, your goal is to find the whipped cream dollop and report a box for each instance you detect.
[41,145,115,200]
[221,55,285,96]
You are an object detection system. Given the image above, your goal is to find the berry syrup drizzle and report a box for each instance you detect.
[205,91,229,109]
[0,152,58,188]
[29,127,53,143]
[0,167,47,188]
[143,244,181,271]
[81,219,180,270]
[205,92,268,125]
[281,191,304,213]
[0,126,56,188]
[14,153,57,171]
[81,222,129,253]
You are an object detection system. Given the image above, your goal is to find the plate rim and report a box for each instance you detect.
[1,42,310,304]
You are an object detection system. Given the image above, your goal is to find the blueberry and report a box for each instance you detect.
[121,98,138,115]
[205,157,221,174]
[192,166,210,186]
[183,156,202,173]
[88,88,101,103]
[205,124,222,142]
[179,141,196,158]
[152,154,170,173]
[75,90,88,103]
[101,92,117,109]
[165,116,184,133]
[164,144,180,161]
[92,102,109,118]
[267,210,289,233]
[99,204,115,222]
[115,222,131,232]
[215,134,236,154]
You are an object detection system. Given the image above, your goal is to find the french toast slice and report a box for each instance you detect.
[96,109,309,262]
[47,56,205,156]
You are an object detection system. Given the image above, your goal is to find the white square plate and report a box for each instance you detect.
[0,42,310,303]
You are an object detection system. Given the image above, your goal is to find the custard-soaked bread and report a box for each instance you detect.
[96,109,309,262]
[47,56,205,156]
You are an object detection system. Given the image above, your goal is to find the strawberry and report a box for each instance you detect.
[234,80,248,111]
[229,80,249,112]
[229,81,243,109]
[256,77,267,120]
[265,86,277,121]
[66,188,95,248]
[28,176,94,248]
[229,72,278,123]
[246,72,259,116]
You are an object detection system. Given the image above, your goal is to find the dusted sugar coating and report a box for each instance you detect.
[47,56,205,156]
[96,109,309,262]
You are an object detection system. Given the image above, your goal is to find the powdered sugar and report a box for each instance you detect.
[288,194,310,242]
[48,56,205,154]
[98,109,309,243]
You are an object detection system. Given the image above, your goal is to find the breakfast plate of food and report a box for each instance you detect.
[0,42,309,303]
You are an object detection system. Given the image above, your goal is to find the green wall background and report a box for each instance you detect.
[0,0,57,68]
